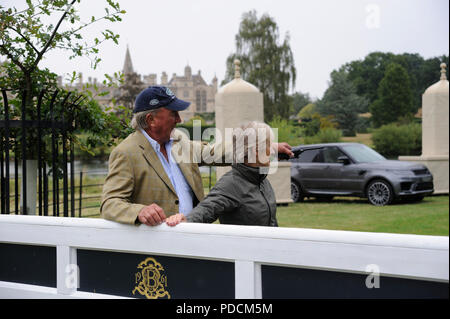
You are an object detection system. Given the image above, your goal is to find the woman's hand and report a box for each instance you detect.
[276,142,294,158]
[166,213,187,226]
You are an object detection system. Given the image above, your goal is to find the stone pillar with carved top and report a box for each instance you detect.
[399,63,449,194]
[214,60,293,204]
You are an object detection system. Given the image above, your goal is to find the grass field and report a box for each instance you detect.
[6,168,448,237]
[66,132,448,236]
[341,133,373,147]
[276,195,449,236]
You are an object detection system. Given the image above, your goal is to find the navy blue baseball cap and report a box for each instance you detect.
[133,86,190,113]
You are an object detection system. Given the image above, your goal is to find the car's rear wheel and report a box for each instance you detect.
[291,181,304,202]
[366,179,394,206]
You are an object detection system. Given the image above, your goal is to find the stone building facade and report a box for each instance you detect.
[164,65,218,121]
[65,47,218,122]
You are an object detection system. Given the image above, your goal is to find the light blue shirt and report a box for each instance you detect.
[141,130,194,215]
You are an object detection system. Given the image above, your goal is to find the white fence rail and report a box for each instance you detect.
[0,215,448,299]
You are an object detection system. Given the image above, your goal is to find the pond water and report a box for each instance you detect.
[4,160,214,176]
[4,160,108,176]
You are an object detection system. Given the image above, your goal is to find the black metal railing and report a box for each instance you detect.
[1,85,217,218]
[0,89,84,217]
[71,168,216,218]
[1,163,217,218]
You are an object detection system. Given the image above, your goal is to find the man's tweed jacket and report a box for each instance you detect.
[101,130,225,225]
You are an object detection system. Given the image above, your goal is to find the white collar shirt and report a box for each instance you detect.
[141,130,194,215]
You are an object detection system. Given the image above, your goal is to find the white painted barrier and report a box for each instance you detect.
[0,215,448,299]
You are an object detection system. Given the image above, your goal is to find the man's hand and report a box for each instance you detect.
[276,142,294,158]
[138,203,166,226]
[166,213,186,227]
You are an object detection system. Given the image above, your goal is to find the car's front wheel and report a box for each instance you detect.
[291,181,304,203]
[366,179,394,206]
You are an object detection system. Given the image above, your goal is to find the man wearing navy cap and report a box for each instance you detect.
[101,86,293,226]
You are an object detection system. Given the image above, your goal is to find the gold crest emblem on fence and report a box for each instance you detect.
[132,257,170,299]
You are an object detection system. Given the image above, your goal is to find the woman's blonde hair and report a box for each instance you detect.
[232,121,275,164]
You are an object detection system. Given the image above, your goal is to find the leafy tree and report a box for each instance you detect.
[418,55,449,94]
[301,115,320,137]
[116,72,145,112]
[316,70,369,136]
[223,10,296,121]
[317,114,338,130]
[341,52,397,107]
[297,104,336,137]
[297,103,316,120]
[0,0,125,103]
[291,91,312,115]
[0,0,128,157]
[0,0,128,214]
[395,53,424,111]
[369,63,414,127]
[342,52,449,113]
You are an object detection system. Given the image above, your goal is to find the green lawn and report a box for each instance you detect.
[67,175,450,237]
[341,133,373,147]
[276,195,449,236]
[5,172,448,236]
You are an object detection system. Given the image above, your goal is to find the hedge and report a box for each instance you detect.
[372,123,421,158]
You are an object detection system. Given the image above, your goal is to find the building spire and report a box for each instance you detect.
[123,45,134,75]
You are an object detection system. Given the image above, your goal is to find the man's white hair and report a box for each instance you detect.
[233,121,275,164]
[130,109,161,131]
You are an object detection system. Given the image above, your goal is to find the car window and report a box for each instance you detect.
[341,144,386,163]
[322,147,346,163]
[298,149,323,163]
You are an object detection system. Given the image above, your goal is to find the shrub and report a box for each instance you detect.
[355,116,371,134]
[303,128,343,144]
[176,122,215,141]
[268,116,303,146]
[301,117,321,137]
[300,113,337,137]
[372,123,421,158]
[298,103,317,120]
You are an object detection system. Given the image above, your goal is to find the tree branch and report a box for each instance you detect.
[0,42,27,73]
[8,0,44,16]
[68,13,118,35]
[32,0,77,69]
[8,26,40,55]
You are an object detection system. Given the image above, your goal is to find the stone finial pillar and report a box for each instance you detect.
[215,59,264,142]
[422,63,449,157]
[214,60,292,203]
[399,63,449,194]
[440,63,447,81]
[234,59,241,79]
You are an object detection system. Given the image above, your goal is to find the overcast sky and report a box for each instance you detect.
[2,0,449,99]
